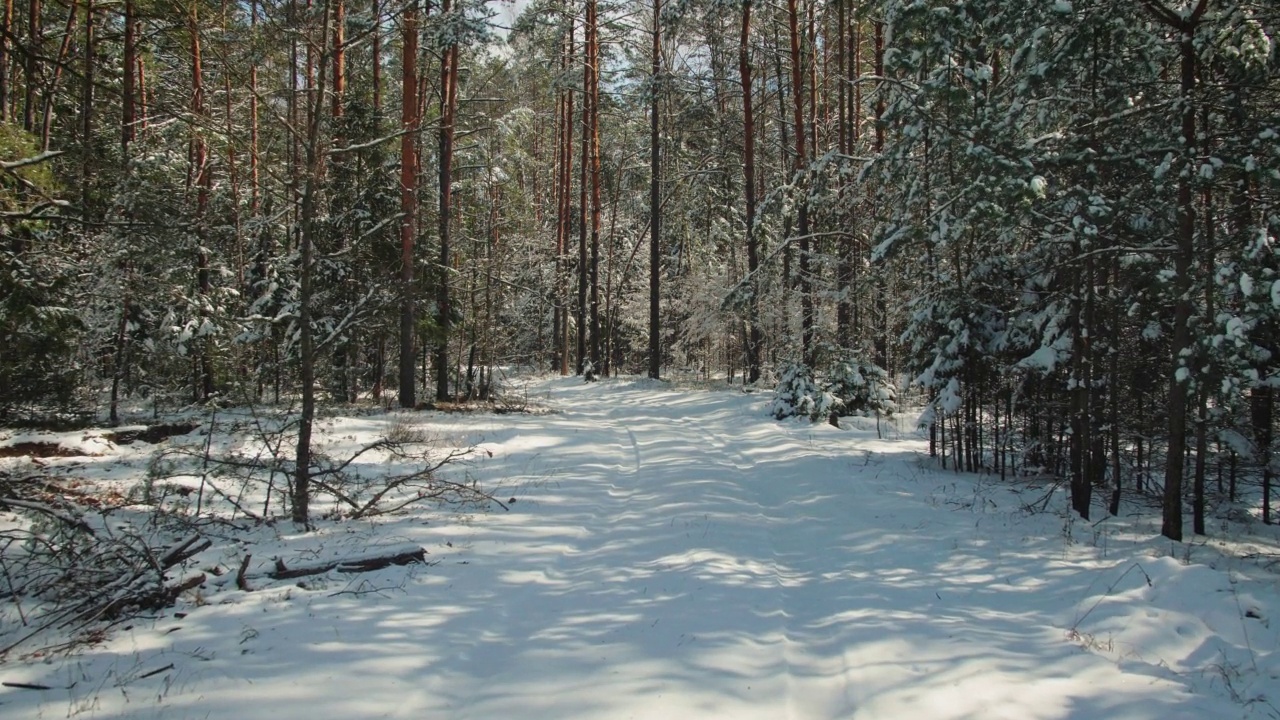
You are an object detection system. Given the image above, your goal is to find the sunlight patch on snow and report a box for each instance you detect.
[645,549,805,588]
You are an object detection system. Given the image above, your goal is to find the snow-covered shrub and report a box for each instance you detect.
[769,362,839,421]
[825,357,897,417]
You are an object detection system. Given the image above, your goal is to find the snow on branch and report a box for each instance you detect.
[0,150,63,171]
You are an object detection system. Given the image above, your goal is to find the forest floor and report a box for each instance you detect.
[2,375,1280,719]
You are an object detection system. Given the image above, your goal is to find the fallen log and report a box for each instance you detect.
[269,545,427,580]
[211,544,429,589]
[104,422,199,445]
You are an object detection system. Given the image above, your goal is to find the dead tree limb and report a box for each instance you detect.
[221,545,427,585]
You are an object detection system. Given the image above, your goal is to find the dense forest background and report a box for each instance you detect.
[0,0,1277,539]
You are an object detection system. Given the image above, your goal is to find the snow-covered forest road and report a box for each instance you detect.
[3,377,1276,718]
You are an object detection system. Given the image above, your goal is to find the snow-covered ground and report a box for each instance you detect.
[2,376,1279,719]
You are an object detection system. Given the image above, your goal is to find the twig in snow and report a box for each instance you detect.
[1070,562,1153,635]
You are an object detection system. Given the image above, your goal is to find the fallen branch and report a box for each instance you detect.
[270,546,426,580]
[307,445,479,518]
[235,553,252,591]
[214,544,428,587]
[66,536,211,625]
[0,149,64,171]
[0,496,96,536]
[158,535,212,569]
[0,472,217,657]
[136,664,175,681]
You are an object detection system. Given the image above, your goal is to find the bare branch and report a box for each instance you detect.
[0,150,64,171]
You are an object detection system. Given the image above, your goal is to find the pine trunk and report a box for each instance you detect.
[1154,1,1208,542]
[740,0,760,384]
[22,0,38,132]
[0,0,9,121]
[576,13,589,376]
[294,0,333,528]
[436,0,459,401]
[647,0,661,380]
[398,0,419,407]
[786,0,812,367]
[587,0,603,375]
[190,4,214,403]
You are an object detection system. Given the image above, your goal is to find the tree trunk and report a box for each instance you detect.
[294,0,332,528]
[81,0,94,207]
[39,1,76,151]
[222,0,243,294]
[190,3,215,403]
[872,19,887,369]
[835,0,853,349]
[0,0,10,122]
[1069,257,1091,519]
[740,0,760,384]
[122,0,136,152]
[1143,0,1208,542]
[551,61,565,373]
[772,23,793,353]
[1108,254,1123,516]
[786,0,812,366]
[22,0,38,132]
[136,19,147,132]
[561,24,574,376]
[332,0,344,119]
[249,0,259,213]
[647,0,661,380]
[108,0,138,425]
[436,0,459,401]
[1253,387,1274,525]
[398,0,419,408]
[556,15,574,375]
[1167,36,1192,538]
[371,0,380,112]
[1192,180,1216,535]
[587,0,603,375]
[576,15,589,376]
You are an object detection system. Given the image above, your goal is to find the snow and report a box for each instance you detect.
[938,376,963,414]
[1017,345,1060,373]
[3,376,1279,719]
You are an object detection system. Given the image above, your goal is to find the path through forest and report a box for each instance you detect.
[407,377,1255,719]
[2,377,1274,719]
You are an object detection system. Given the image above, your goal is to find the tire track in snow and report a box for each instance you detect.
[664,395,811,719]
[543,382,864,717]
[696,405,860,719]
[570,383,798,710]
